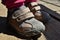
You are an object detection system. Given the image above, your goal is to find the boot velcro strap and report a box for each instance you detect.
[30,2,38,7]
[32,6,41,11]
[30,2,41,11]
[12,6,34,22]
[12,7,30,19]
[16,12,34,22]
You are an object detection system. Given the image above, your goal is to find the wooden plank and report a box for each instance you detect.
[0,0,7,17]
[40,0,60,7]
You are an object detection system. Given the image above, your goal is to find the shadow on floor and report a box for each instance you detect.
[0,17,29,39]
[0,17,18,36]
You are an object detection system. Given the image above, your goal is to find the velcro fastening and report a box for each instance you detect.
[32,6,41,11]
[16,12,34,22]
[30,2,41,12]
[12,5,34,22]
[12,7,30,19]
[30,2,38,6]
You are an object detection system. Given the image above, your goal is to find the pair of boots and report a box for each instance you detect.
[7,2,50,40]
